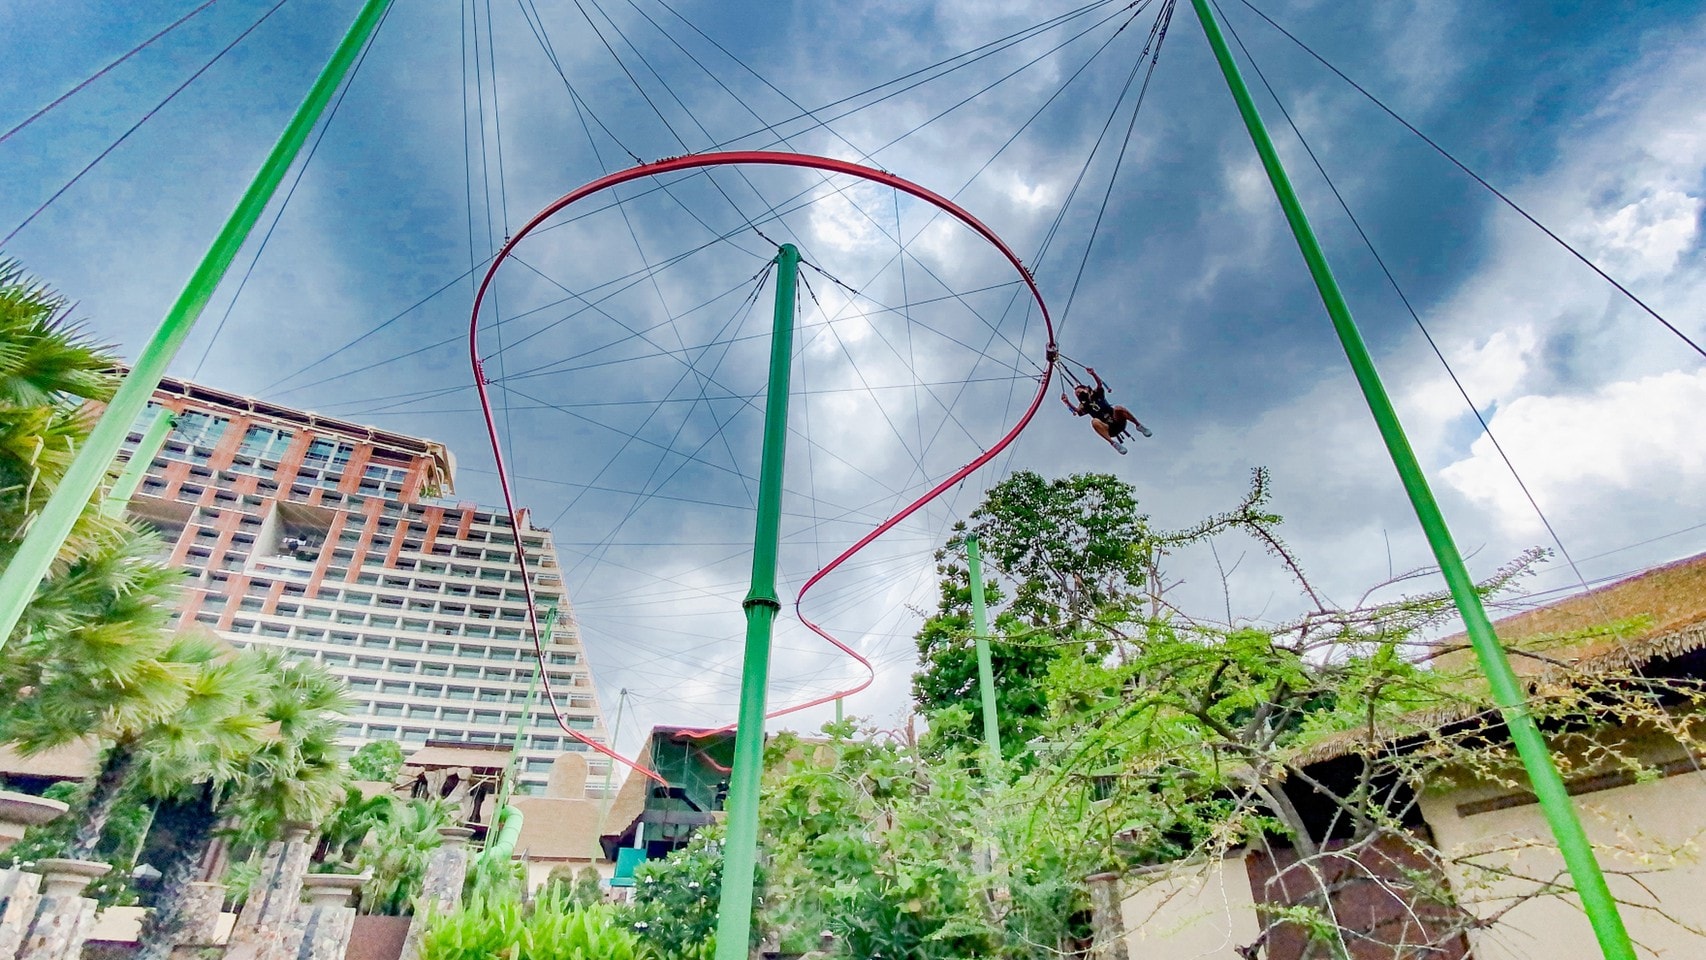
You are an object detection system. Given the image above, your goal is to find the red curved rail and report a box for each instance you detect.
[467,151,1055,755]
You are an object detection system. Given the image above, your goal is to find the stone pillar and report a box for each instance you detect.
[17,859,108,960]
[178,880,228,946]
[296,873,365,960]
[0,793,68,852]
[228,823,314,960]
[399,827,472,960]
[1085,871,1130,960]
[0,868,43,958]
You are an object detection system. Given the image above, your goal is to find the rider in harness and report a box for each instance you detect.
[1060,365,1150,454]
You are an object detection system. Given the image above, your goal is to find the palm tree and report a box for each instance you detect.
[315,788,397,868]
[0,259,130,588]
[0,260,189,864]
[357,798,456,915]
[134,651,352,960]
[0,615,210,858]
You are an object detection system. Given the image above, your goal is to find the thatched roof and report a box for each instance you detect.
[1433,551,1706,676]
[1291,553,1706,769]
[404,743,511,770]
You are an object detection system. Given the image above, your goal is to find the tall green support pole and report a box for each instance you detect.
[498,605,556,812]
[714,244,799,960]
[596,688,629,832]
[966,536,1003,764]
[1187,3,1635,958]
[102,408,175,518]
[0,0,395,651]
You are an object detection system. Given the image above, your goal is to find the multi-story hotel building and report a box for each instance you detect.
[115,376,609,797]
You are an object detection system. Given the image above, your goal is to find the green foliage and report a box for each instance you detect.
[544,864,604,909]
[357,798,455,915]
[464,848,527,902]
[418,893,526,960]
[913,471,1157,758]
[758,728,1003,960]
[623,828,730,959]
[418,888,653,960]
[349,741,406,783]
[314,788,397,869]
[529,897,654,960]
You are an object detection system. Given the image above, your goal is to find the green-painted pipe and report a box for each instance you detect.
[103,408,175,518]
[966,536,1002,765]
[713,244,799,960]
[479,805,524,865]
[1187,3,1635,958]
[0,0,395,650]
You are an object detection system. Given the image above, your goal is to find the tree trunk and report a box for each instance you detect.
[136,783,221,960]
[69,739,137,860]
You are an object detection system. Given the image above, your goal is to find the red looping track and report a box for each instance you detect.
[468,151,1056,773]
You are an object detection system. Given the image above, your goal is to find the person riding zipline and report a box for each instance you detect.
[1059,364,1150,454]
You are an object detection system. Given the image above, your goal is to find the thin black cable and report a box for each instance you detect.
[190,0,394,378]
[260,0,1126,397]
[543,259,772,553]
[557,270,768,592]
[1212,0,1600,604]
[1237,0,1704,362]
[707,0,1128,154]
[2,0,292,246]
[343,374,1035,418]
[0,0,227,146]
[1056,0,1175,332]
[512,0,643,161]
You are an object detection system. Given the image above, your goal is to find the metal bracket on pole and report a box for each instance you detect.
[1186,2,1634,957]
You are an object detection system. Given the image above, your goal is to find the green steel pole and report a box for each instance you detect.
[102,408,175,518]
[498,605,555,813]
[596,689,629,833]
[1187,3,1635,958]
[966,536,1003,764]
[714,244,799,960]
[0,0,395,651]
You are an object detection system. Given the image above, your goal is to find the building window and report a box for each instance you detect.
[172,410,230,450]
[239,425,294,462]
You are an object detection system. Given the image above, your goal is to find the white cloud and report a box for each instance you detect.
[1440,368,1706,536]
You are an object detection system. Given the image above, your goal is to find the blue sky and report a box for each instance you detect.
[3,0,1703,752]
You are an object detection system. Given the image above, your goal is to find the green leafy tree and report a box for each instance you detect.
[0,260,189,861]
[135,652,351,960]
[349,740,406,783]
[758,727,1001,960]
[356,798,455,915]
[314,788,397,869]
[623,827,734,960]
[913,471,1158,757]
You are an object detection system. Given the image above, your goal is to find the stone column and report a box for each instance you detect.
[177,880,228,946]
[228,823,314,960]
[399,827,472,960]
[17,858,108,960]
[296,873,365,960]
[0,868,43,958]
[0,793,68,852]
[1085,871,1130,960]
